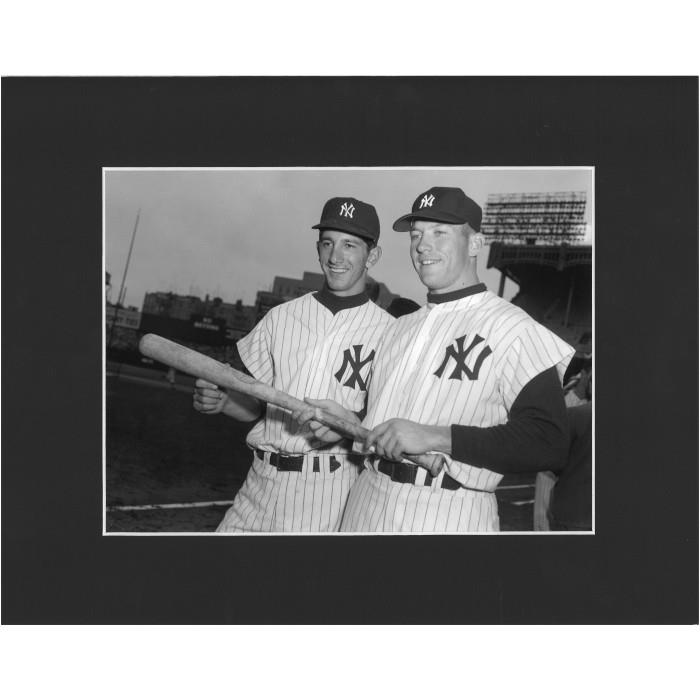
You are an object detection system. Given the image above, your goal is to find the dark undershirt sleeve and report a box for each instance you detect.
[451,367,569,473]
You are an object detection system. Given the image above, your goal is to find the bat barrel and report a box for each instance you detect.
[139,333,232,384]
[138,334,369,441]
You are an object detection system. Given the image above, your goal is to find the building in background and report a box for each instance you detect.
[106,304,141,330]
[253,272,325,321]
[142,292,203,321]
[482,191,591,345]
[222,300,258,343]
[107,269,406,366]
[273,271,325,299]
[105,302,143,358]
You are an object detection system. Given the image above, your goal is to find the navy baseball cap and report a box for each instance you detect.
[392,186,482,232]
[312,197,380,243]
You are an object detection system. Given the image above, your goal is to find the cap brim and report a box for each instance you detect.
[311,220,377,243]
[392,211,467,232]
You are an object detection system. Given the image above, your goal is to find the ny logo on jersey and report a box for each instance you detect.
[335,344,375,391]
[339,202,355,218]
[419,194,435,208]
[434,334,492,381]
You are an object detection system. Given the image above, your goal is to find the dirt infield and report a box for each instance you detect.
[105,366,537,532]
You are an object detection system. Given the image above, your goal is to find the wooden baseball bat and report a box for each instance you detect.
[139,333,364,439]
[138,333,443,475]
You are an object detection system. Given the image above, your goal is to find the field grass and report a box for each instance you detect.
[106,367,255,531]
[105,366,536,532]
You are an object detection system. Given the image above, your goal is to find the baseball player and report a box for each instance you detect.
[193,197,393,532]
[298,187,575,532]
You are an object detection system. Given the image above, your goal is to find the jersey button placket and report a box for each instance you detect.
[399,307,439,415]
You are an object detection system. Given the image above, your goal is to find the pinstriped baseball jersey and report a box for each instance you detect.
[241,293,392,454]
[340,287,574,533]
[217,292,393,533]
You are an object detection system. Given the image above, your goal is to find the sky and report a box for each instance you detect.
[104,168,593,309]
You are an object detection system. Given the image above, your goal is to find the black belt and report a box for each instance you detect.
[377,459,485,492]
[255,449,360,473]
[255,449,304,471]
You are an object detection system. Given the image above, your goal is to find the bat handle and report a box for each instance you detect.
[312,407,445,476]
[312,407,369,441]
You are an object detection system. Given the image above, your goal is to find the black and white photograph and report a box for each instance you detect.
[3,73,697,637]
[104,167,594,535]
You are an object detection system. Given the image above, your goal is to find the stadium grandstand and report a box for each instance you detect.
[483,191,591,346]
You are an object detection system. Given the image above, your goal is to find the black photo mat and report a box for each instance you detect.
[2,77,697,623]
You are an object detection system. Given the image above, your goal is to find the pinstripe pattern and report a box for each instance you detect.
[241,294,391,454]
[341,289,574,532]
[216,453,360,532]
[217,293,393,532]
[340,469,499,532]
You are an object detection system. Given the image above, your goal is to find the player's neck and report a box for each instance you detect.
[314,286,369,314]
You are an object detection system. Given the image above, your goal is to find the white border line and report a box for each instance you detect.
[105,529,593,536]
[591,166,596,534]
[102,167,107,535]
[102,165,595,536]
[104,166,595,172]
[591,168,597,534]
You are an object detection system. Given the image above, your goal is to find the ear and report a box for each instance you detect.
[468,233,485,257]
[366,245,382,269]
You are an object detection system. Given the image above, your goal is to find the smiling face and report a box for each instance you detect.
[316,229,380,297]
[409,220,480,294]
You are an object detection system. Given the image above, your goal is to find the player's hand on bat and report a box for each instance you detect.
[291,398,360,445]
[193,378,229,414]
[365,419,449,464]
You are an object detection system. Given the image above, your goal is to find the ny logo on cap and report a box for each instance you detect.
[419,194,435,209]
[340,202,355,218]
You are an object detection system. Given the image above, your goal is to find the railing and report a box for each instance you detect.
[487,243,592,270]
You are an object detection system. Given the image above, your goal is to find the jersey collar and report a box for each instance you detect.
[426,282,487,305]
[314,286,370,315]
